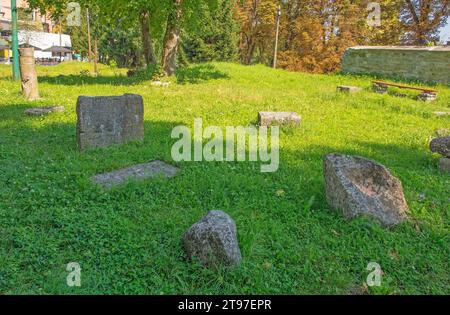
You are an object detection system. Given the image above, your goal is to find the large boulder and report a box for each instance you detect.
[430,137,450,158]
[324,154,409,227]
[183,211,242,268]
[76,94,144,151]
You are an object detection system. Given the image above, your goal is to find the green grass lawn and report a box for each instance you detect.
[0,62,449,295]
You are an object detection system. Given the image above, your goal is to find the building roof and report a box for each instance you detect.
[43,46,72,53]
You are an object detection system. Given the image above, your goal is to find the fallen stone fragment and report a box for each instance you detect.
[92,160,179,189]
[24,106,65,116]
[337,85,362,93]
[434,112,450,118]
[435,129,450,137]
[323,154,409,227]
[417,92,437,102]
[439,158,450,172]
[430,137,450,158]
[183,210,242,268]
[258,112,301,127]
[76,94,144,151]
[373,83,388,94]
[151,81,170,87]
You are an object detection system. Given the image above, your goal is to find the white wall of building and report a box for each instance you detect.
[19,30,72,50]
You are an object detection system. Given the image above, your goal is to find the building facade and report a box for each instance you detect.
[0,0,55,32]
[0,0,72,62]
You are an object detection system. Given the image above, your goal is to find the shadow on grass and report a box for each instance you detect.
[0,117,185,160]
[36,74,148,86]
[176,64,230,84]
[0,104,33,120]
[31,63,229,86]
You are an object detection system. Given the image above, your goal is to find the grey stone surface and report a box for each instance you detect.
[324,154,409,227]
[434,111,450,117]
[76,94,144,151]
[183,210,242,268]
[373,83,388,94]
[258,112,301,127]
[24,106,65,116]
[435,129,450,137]
[439,158,450,172]
[337,85,362,93]
[92,160,179,189]
[151,81,171,87]
[418,92,437,102]
[430,137,450,158]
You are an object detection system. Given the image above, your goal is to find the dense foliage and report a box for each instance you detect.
[24,0,450,74]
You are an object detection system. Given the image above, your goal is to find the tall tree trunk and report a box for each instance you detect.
[19,47,39,101]
[161,0,183,76]
[243,0,258,65]
[93,36,98,76]
[139,10,157,66]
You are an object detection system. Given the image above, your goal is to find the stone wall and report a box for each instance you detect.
[342,46,450,85]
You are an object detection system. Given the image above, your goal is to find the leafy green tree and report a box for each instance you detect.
[182,0,239,63]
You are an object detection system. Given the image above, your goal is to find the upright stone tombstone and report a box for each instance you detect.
[76,94,144,151]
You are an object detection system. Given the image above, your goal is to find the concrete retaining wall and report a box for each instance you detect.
[342,46,450,85]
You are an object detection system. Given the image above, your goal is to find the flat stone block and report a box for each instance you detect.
[258,112,301,127]
[92,160,180,189]
[418,92,437,102]
[76,94,144,151]
[434,112,450,117]
[373,83,388,94]
[435,129,450,137]
[337,85,362,93]
[151,81,171,87]
[439,158,450,172]
[24,106,65,116]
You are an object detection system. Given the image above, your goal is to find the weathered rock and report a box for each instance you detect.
[435,129,450,137]
[24,106,65,116]
[430,137,450,158]
[151,81,170,87]
[337,85,362,93]
[76,94,144,151]
[434,111,450,118]
[92,160,179,189]
[439,158,450,172]
[258,112,301,127]
[183,210,242,268]
[373,83,388,94]
[324,154,409,227]
[127,69,137,77]
[418,92,437,102]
